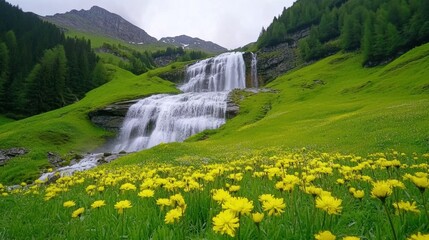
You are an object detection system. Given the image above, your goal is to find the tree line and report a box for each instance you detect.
[0,0,108,118]
[257,0,429,65]
[101,43,208,75]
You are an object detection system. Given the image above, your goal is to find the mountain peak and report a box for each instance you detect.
[160,35,227,54]
[43,6,157,44]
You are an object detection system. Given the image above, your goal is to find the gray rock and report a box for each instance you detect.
[256,28,310,84]
[47,152,65,168]
[88,99,139,132]
[0,148,28,166]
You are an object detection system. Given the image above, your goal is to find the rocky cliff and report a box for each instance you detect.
[42,6,157,44]
[88,99,138,132]
[255,28,310,84]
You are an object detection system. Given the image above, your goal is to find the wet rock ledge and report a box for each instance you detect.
[88,99,139,132]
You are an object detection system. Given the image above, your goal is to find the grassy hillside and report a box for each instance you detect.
[112,43,429,169]
[0,116,14,126]
[1,42,428,240]
[0,63,182,184]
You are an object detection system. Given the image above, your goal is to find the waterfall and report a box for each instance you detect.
[251,53,258,88]
[180,52,246,92]
[113,52,246,152]
[38,52,250,181]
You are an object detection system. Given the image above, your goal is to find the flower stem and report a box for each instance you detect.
[383,202,397,240]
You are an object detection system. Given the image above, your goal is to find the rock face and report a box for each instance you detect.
[42,6,157,44]
[256,28,310,84]
[47,152,65,168]
[88,100,139,132]
[160,35,227,54]
[0,148,28,166]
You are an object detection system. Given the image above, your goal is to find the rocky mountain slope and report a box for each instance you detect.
[160,35,227,53]
[42,6,157,44]
[42,6,227,53]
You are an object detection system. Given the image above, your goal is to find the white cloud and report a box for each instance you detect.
[7,0,295,49]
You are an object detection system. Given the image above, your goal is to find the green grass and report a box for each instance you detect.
[1,150,428,239]
[111,43,429,169]
[0,115,14,126]
[0,63,182,184]
[1,42,429,185]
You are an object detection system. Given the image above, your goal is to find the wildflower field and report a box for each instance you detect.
[1,149,428,239]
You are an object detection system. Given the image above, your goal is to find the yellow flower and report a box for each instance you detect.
[85,185,96,195]
[407,232,429,240]
[120,183,137,191]
[258,194,275,203]
[71,207,85,218]
[315,194,342,215]
[164,207,183,224]
[170,193,186,210]
[63,200,76,208]
[138,189,155,198]
[262,197,286,216]
[212,210,239,237]
[343,237,360,240]
[371,181,392,201]
[222,197,254,216]
[336,179,345,185]
[228,185,241,192]
[352,190,365,199]
[114,200,132,214]
[212,189,231,204]
[91,200,106,209]
[410,176,429,191]
[156,198,172,210]
[315,230,336,240]
[393,201,420,214]
[252,212,264,223]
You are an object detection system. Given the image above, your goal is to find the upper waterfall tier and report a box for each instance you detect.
[180,52,246,93]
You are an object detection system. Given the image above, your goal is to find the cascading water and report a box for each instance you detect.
[113,52,246,152]
[39,52,249,181]
[251,53,258,88]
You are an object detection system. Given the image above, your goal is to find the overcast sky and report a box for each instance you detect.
[6,0,295,49]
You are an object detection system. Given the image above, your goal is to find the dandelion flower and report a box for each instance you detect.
[352,190,365,199]
[114,200,132,214]
[410,176,429,192]
[262,197,286,216]
[120,183,137,191]
[165,207,183,224]
[212,210,239,237]
[170,193,186,207]
[228,185,241,192]
[72,207,85,218]
[91,200,106,209]
[222,197,254,216]
[393,201,420,214]
[138,189,155,198]
[252,212,264,223]
[156,198,172,210]
[212,189,231,204]
[315,230,336,240]
[316,194,342,215]
[407,232,429,240]
[63,200,76,208]
[258,194,275,203]
[343,237,360,240]
[371,181,392,201]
